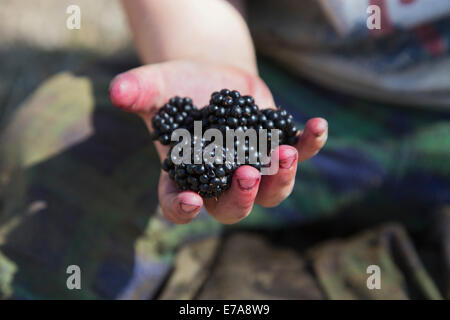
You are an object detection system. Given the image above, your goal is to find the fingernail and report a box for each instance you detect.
[280,154,297,169]
[238,178,258,190]
[180,202,200,214]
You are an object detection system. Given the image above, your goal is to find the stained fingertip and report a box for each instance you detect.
[255,146,298,208]
[278,146,298,170]
[204,165,260,224]
[234,165,261,192]
[179,202,201,214]
[159,173,203,224]
[306,117,328,137]
[109,73,140,110]
[171,192,202,223]
[177,191,203,214]
[295,118,328,163]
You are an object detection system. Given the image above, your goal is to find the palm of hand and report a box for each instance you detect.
[110,60,328,224]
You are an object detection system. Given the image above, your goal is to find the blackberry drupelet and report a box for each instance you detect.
[162,143,235,198]
[151,96,200,145]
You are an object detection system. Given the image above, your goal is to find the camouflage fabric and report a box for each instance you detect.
[195,232,326,300]
[0,71,221,299]
[0,57,449,299]
[168,222,444,300]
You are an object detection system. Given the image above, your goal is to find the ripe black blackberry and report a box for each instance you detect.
[162,142,235,198]
[202,89,260,134]
[161,132,269,197]
[202,90,298,146]
[259,108,299,146]
[154,89,300,199]
[151,96,200,145]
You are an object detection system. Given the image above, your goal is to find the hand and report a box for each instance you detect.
[110,60,328,224]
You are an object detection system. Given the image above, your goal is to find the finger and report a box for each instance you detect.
[297,117,328,162]
[255,145,298,207]
[204,165,260,224]
[158,171,203,224]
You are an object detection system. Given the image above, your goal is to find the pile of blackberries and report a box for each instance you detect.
[162,143,235,198]
[153,89,299,199]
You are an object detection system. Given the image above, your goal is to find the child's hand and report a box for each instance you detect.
[110,60,328,224]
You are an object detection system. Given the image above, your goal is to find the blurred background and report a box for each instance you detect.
[0,0,130,129]
[0,0,449,300]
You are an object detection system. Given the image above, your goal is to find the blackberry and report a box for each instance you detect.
[151,96,200,145]
[161,129,268,198]
[154,89,301,199]
[162,143,235,198]
[260,108,299,146]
